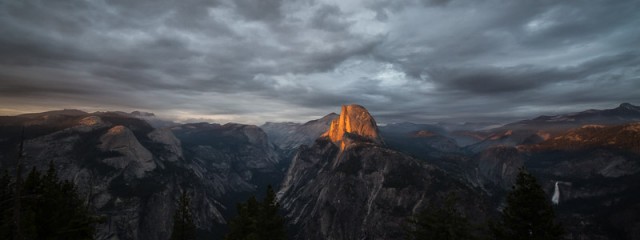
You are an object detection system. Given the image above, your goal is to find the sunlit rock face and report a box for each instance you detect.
[78,116,105,127]
[323,104,382,150]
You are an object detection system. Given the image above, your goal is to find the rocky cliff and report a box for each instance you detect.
[323,105,383,150]
[278,105,488,240]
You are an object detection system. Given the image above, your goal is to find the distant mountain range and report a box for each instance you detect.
[511,103,640,127]
[0,103,638,239]
[466,102,640,153]
[261,113,338,153]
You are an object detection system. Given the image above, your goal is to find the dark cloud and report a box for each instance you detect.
[419,0,452,7]
[310,4,351,32]
[426,51,640,94]
[233,0,283,21]
[0,0,638,124]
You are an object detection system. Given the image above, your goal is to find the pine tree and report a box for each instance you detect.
[493,168,563,240]
[34,161,97,239]
[0,170,13,239]
[0,162,98,239]
[225,196,260,240]
[225,185,286,240]
[405,194,474,240]
[20,167,40,239]
[170,190,196,240]
[258,185,286,240]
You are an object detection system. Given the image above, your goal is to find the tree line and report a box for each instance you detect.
[0,162,99,239]
[170,185,286,240]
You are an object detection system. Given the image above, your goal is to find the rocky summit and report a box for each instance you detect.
[323,104,383,150]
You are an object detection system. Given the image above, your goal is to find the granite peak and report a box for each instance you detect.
[323,104,382,150]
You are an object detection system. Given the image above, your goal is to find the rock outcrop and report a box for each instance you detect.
[100,125,156,178]
[148,128,183,162]
[323,104,382,150]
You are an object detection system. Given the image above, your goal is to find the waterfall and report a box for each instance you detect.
[551,181,560,205]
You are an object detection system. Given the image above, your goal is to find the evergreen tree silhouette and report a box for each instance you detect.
[0,161,98,239]
[258,185,286,240]
[405,193,474,240]
[0,170,13,239]
[493,168,564,240]
[170,190,196,240]
[225,185,286,240]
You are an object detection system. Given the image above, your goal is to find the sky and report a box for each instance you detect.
[1,0,639,125]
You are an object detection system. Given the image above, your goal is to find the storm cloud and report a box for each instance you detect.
[0,0,639,124]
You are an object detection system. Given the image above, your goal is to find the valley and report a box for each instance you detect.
[1,103,639,239]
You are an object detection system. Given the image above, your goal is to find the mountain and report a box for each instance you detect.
[374,103,640,239]
[463,122,640,239]
[435,121,503,132]
[525,123,640,154]
[466,103,640,153]
[323,105,383,149]
[0,111,284,240]
[510,103,640,128]
[2,103,639,240]
[377,123,470,180]
[465,129,536,153]
[519,123,640,239]
[261,113,338,151]
[379,122,464,156]
[16,109,89,119]
[277,105,489,240]
[171,122,284,193]
[379,121,489,151]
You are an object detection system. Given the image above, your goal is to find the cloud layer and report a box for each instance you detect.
[1,0,639,124]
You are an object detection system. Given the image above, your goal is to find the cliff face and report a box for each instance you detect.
[0,112,284,240]
[472,146,524,190]
[99,125,156,178]
[323,105,382,150]
[171,122,283,194]
[278,105,488,240]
